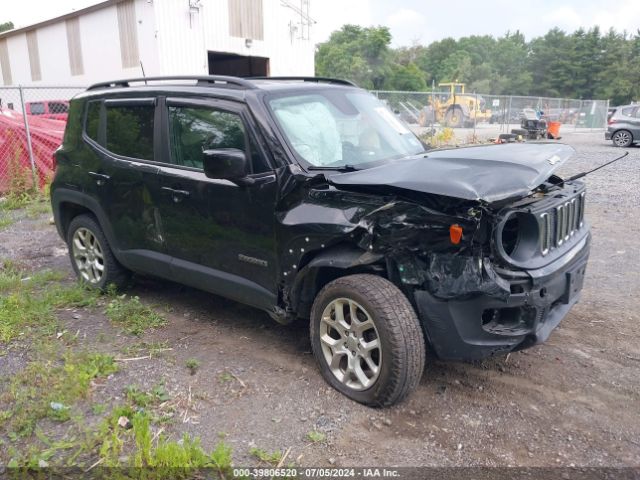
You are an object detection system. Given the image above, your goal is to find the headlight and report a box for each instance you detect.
[497,211,539,262]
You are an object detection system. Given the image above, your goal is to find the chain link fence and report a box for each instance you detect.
[0,86,85,195]
[371,90,609,143]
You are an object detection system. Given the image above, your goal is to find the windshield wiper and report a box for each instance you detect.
[307,165,360,172]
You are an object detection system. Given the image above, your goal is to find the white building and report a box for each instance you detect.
[0,0,315,86]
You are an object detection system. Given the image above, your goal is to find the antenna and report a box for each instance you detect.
[140,61,147,84]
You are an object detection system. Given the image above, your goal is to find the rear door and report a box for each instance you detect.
[81,97,168,275]
[156,96,279,305]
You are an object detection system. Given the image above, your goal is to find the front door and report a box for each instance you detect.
[156,97,278,306]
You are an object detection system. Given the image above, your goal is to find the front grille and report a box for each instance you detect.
[539,192,585,255]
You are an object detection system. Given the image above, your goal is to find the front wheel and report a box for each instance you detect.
[612,130,633,147]
[310,274,426,407]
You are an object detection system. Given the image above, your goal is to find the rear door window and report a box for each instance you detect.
[105,103,155,160]
[620,107,635,117]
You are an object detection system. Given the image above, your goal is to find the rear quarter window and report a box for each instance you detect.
[620,107,635,117]
[85,101,101,143]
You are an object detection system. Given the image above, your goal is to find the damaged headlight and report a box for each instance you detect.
[496,211,539,262]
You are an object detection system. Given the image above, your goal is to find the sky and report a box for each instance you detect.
[2,0,640,47]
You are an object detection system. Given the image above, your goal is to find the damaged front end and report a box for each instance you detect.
[276,145,590,361]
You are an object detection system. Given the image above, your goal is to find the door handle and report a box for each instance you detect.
[88,171,110,186]
[161,186,191,202]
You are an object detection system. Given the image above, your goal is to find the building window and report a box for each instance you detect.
[105,104,154,160]
[66,18,84,76]
[228,0,264,41]
[0,39,12,85]
[117,0,140,69]
[26,30,41,81]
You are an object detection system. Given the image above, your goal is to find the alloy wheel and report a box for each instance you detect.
[613,131,631,146]
[71,227,105,284]
[319,298,382,391]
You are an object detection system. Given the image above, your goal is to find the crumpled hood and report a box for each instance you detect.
[328,143,576,203]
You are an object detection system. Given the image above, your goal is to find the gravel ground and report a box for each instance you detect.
[0,130,638,468]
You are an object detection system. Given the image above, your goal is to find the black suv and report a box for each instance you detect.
[52,76,591,406]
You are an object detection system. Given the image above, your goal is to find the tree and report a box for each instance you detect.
[315,24,639,103]
[0,21,13,33]
[315,25,393,89]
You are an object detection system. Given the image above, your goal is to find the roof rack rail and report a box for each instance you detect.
[87,75,257,91]
[248,76,358,87]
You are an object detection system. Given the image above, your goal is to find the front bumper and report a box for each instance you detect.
[414,235,590,361]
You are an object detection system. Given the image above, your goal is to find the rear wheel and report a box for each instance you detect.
[310,274,426,407]
[67,214,129,290]
[612,130,633,147]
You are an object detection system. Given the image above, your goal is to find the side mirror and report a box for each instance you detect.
[202,148,248,181]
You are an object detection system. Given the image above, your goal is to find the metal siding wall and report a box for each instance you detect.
[0,39,11,85]
[153,0,208,75]
[117,0,140,68]
[65,18,84,75]
[26,31,41,81]
[228,0,264,40]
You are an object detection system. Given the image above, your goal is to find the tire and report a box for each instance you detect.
[444,107,464,128]
[511,128,528,136]
[310,274,426,407]
[66,214,129,290]
[612,130,633,147]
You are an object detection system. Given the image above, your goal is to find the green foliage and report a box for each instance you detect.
[97,408,233,474]
[0,262,99,343]
[0,21,13,33]
[104,295,166,336]
[1,352,117,437]
[306,430,326,443]
[316,25,640,103]
[185,358,200,375]
[249,447,282,465]
[316,25,394,89]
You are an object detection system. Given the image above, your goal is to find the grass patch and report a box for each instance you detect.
[0,214,13,230]
[96,407,233,473]
[24,197,51,219]
[105,295,166,336]
[0,265,100,343]
[307,430,326,443]
[249,447,282,465]
[125,384,170,408]
[185,359,200,375]
[0,351,118,438]
[120,340,171,358]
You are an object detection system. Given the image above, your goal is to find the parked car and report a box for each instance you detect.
[606,104,640,147]
[51,76,591,406]
[25,100,69,121]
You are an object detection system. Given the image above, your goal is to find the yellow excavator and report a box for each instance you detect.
[419,82,492,128]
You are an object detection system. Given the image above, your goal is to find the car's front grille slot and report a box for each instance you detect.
[539,191,585,256]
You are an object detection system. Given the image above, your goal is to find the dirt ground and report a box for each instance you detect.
[0,130,639,469]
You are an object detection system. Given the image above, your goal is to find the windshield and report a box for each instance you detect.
[267,90,424,168]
